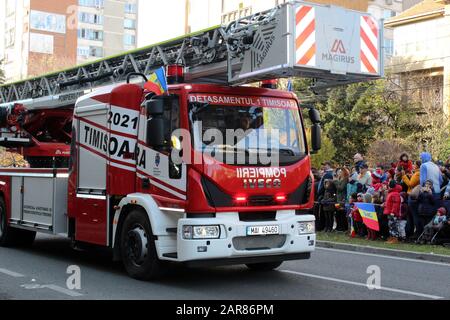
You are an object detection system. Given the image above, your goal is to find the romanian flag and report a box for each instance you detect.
[355,202,379,232]
[144,67,168,95]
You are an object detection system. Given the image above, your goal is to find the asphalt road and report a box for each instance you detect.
[0,234,449,300]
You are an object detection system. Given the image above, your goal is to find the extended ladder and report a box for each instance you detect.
[0,1,383,106]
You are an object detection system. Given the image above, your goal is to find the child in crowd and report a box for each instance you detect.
[383,180,402,244]
[397,153,413,174]
[347,193,358,237]
[398,192,409,241]
[351,193,366,237]
[372,165,387,185]
[419,207,448,244]
[361,193,377,240]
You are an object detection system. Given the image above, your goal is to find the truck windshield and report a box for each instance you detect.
[188,100,306,166]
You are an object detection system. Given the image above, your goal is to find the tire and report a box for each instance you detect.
[0,197,36,247]
[120,209,164,280]
[246,261,283,271]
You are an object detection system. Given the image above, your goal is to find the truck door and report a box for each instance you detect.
[75,104,108,245]
[137,95,187,203]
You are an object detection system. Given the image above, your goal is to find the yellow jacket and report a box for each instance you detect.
[402,171,420,193]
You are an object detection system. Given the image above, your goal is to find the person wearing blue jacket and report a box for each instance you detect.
[420,152,443,207]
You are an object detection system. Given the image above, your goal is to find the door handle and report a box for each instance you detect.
[142,178,150,189]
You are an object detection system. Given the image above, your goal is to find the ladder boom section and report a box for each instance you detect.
[0,1,383,105]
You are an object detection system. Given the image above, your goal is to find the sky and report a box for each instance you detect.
[137,0,224,47]
[137,0,188,47]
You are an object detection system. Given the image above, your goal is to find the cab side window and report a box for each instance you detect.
[163,96,180,140]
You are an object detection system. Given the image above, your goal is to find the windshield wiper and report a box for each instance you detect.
[189,103,209,116]
[207,145,250,156]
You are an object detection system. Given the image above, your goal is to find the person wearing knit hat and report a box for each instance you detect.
[419,207,448,244]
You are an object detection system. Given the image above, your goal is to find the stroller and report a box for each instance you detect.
[416,202,450,245]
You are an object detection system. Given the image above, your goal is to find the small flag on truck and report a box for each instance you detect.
[145,67,168,95]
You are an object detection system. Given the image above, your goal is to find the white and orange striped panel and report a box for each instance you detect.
[295,5,316,67]
[360,16,379,74]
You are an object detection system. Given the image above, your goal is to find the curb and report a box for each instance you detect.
[316,240,450,264]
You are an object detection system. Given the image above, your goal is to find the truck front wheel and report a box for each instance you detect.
[120,209,164,280]
[246,261,283,271]
[0,198,36,247]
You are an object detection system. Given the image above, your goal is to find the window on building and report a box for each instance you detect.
[5,28,15,47]
[124,19,136,29]
[77,45,103,58]
[383,9,396,19]
[77,46,90,57]
[79,12,103,25]
[78,29,103,41]
[78,0,104,8]
[125,3,137,14]
[384,38,394,57]
[124,34,136,46]
[90,46,103,57]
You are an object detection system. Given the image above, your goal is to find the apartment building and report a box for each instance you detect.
[385,0,450,116]
[77,0,138,62]
[0,0,138,82]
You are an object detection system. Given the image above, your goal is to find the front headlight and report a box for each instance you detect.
[298,221,315,235]
[183,225,221,239]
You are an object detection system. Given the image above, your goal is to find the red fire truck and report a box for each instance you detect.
[0,2,382,280]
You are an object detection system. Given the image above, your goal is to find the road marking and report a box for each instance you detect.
[317,247,450,267]
[280,270,444,300]
[21,283,83,297]
[43,284,83,297]
[0,268,25,278]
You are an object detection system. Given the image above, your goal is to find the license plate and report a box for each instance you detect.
[246,225,280,236]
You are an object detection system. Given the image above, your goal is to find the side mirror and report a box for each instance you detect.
[309,108,321,124]
[310,123,322,154]
[146,99,164,116]
[147,118,165,148]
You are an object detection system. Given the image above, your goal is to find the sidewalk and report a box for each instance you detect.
[316,232,450,264]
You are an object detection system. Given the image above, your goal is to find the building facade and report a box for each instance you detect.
[77,0,138,63]
[1,0,138,82]
[385,0,450,116]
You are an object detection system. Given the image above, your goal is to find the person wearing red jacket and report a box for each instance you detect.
[383,180,403,243]
[397,153,413,174]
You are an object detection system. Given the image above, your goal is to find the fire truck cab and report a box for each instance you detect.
[66,79,319,279]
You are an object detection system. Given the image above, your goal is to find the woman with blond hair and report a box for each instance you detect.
[334,167,349,231]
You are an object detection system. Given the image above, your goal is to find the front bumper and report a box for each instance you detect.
[175,211,315,264]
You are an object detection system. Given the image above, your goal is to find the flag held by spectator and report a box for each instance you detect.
[144,67,168,95]
[287,79,293,92]
[355,202,379,231]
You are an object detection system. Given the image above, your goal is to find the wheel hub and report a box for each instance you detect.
[126,226,148,266]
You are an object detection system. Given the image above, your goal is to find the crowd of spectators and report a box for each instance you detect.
[313,152,450,245]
